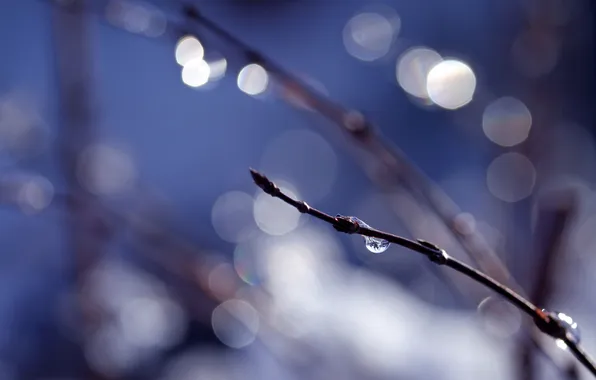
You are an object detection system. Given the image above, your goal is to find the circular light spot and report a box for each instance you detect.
[237,64,269,96]
[181,59,210,88]
[17,175,54,213]
[207,262,239,300]
[118,296,186,349]
[175,36,204,66]
[259,129,337,201]
[211,191,256,243]
[482,97,532,147]
[234,242,261,286]
[477,296,522,339]
[426,59,476,110]
[343,12,398,61]
[511,31,560,78]
[253,183,301,236]
[106,0,166,37]
[396,47,443,99]
[77,144,137,195]
[208,58,227,80]
[487,152,536,202]
[0,96,48,158]
[211,299,259,349]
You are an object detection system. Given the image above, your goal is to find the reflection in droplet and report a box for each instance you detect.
[546,311,580,349]
[238,64,269,96]
[396,47,443,99]
[487,153,536,202]
[482,97,532,147]
[181,59,210,88]
[426,59,476,110]
[477,296,522,339]
[511,31,560,78]
[77,144,137,195]
[348,216,390,253]
[175,36,204,66]
[343,12,399,61]
[253,183,300,236]
[211,299,259,349]
[211,191,256,243]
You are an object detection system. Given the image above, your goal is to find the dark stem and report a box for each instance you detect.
[250,168,596,377]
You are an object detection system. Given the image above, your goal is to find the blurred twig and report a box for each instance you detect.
[517,191,579,380]
[51,1,111,378]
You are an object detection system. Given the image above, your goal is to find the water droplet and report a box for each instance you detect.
[348,216,390,253]
[549,311,580,348]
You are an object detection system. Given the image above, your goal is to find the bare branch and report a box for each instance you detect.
[250,169,596,377]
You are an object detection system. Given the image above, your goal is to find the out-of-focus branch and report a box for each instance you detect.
[517,191,579,380]
[51,1,111,378]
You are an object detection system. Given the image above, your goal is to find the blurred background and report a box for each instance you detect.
[0,0,595,378]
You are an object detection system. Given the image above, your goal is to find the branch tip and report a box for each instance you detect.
[249,168,277,195]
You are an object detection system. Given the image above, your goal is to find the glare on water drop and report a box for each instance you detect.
[348,216,390,253]
[547,311,580,349]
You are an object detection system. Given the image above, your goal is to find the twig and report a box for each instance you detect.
[249,168,596,377]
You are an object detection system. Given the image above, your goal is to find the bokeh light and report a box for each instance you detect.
[118,296,187,349]
[211,299,260,349]
[237,64,269,96]
[211,191,256,243]
[17,175,54,214]
[511,31,560,78]
[486,152,536,202]
[343,12,399,61]
[426,59,476,110]
[105,0,167,37]
[175,36,204,66]
[161,350,234,380]
[181,59,211,88]
[259,129,337,201]
[253,182,301,236]
[207,262,240,300]
[77,144,137,195]
[396,47,443,99]
[0,173,54,214]
[233,241,261,286]
[482,97,532,147]
[208,58,227,80]
[0,95,47,158]
[477,296,522,339]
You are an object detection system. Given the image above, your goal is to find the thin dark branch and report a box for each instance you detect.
[250,168,596,377]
